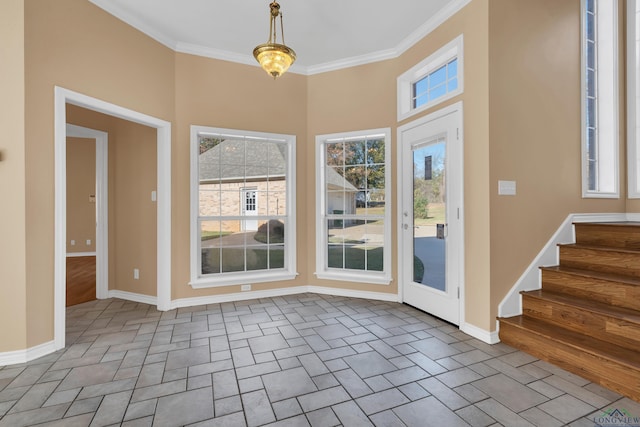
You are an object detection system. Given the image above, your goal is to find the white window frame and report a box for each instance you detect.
[189,125,297,288]
[315,128,392,285]
[628,0,640,198]
[581,0,619,198]
[397,35,464,122]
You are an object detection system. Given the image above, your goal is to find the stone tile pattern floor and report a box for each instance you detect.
[0,294,638,426]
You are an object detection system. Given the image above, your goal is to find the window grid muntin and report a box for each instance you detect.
[322,136,386,274]
[412,58,459,109]
[197,133,288,277]
[585,0,599,191]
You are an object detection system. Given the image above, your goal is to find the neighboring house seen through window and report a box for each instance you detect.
[190,126,297,288]
[315,128,391,285]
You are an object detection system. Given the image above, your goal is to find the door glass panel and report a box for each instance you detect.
[412,139,446,291]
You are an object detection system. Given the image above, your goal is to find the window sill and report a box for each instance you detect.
[314,271,392,285]
[190,271,298,289]
[581,192,620,199]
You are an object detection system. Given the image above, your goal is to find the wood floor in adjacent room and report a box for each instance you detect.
[66,256,96,307]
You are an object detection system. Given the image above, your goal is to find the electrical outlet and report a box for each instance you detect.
[241,284,251,291]
[86,239,92,246]
[134,268,140,280]
[70,240,76,246]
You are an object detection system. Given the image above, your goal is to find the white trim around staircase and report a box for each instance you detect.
[460,322,500,344]
[497,212,629,326]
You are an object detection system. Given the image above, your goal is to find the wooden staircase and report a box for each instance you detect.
[499,222,640,402]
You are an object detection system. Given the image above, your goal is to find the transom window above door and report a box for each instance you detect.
[190,126,297,288]
[397,35,464,121]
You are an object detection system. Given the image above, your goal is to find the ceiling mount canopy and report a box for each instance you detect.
[253,1,296,79]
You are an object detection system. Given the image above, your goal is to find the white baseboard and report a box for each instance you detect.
[170,286,309,309]
[307,286,400,303]
[171,285,399,310]
[498,213,628,318]
[627,212,640,221]
[66,252,97,257]
[460,322,500,344]
[108,290,157,306]
[0,340,57,366]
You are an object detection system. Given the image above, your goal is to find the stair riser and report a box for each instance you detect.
[499,322,640,402]
[575,224,640,250]
[522,296,640,351]
[541,269,640,311]
[559,247,640,278]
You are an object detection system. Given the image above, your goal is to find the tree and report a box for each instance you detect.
[199,137,223,154]
[325,139,386,191]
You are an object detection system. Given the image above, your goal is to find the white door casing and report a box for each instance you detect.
[398,102,464,326]
[55,86,172,351]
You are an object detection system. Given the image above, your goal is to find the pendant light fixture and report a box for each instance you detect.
[253,1,296,79]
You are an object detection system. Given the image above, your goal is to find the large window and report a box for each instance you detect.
[581,0,619,197]
[315,128,391,284]
[190,126,296,288]
[397,35,463,121]
[628,0,640,198]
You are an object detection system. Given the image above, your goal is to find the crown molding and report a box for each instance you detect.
[88,0,178,51]
[90,0,472,76]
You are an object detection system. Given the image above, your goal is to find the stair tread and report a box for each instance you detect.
[574,221,640,227]
[521,289,640,323]
[559,243,640,254]
[540,265,640,286]
[499,315,640,369]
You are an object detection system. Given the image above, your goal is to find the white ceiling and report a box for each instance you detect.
[89,0,470,75]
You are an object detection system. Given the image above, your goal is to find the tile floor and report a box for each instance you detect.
[0,294,638,427]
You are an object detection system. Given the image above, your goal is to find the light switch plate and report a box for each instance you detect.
[498,180,516,196]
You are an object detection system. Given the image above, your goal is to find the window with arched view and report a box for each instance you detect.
[190,126,297,288]
[315,128,391,285]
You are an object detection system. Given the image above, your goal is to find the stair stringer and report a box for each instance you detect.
[496,213,627,328]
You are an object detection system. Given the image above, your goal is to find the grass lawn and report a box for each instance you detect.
[202,247,284,273]
[327,245,424,281]
[415,202,445,226]
[201,230,233,241]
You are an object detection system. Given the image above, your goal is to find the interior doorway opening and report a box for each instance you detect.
[54,87,172,351]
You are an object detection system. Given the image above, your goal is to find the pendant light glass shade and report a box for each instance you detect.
[253,1,296,78]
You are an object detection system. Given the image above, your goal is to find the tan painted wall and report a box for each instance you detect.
[66,138,96,253]
[0,0,27,353]
[307,1,492,332]
[66,105,158,297]
[25,0,173,346]
[10,0,635,355]
[487,0,627,329]
[111,118,158,296]
[173,53,308,299]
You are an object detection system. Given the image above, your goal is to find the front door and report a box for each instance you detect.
[399,105,463,325]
